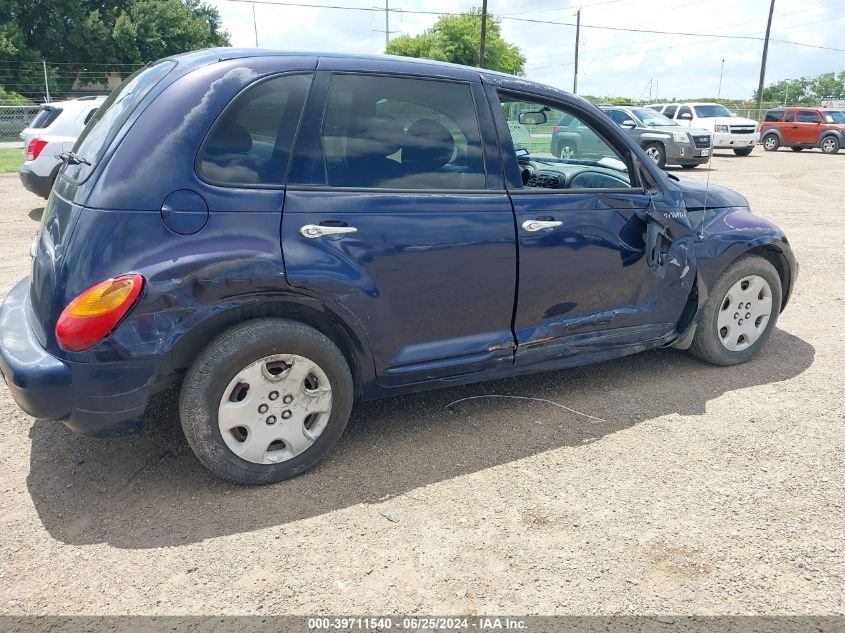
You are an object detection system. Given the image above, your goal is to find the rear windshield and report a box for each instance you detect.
[29,106,62,129]
[64,60,176,182]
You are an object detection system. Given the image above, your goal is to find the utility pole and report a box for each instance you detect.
[717,59,725,98]
[756,0,776,113]
[252,2,258,47]
[42,60,50,102]
[479,0,488,68]
[573,8,581,94]
[375,0,398,52]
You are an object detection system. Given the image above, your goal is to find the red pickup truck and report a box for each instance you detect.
[760,107,844,154]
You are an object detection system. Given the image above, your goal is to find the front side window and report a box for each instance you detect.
[797,110,821,123]
[499,95,632,190]
[321,74,485,190]
[677,106,693,119]
[606,109,630,125]
[199,73,312,187]
[663,105,678,118]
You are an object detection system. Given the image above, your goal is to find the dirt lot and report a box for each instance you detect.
[0,150,842,617]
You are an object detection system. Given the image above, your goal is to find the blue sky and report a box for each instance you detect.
[207,0,845,100]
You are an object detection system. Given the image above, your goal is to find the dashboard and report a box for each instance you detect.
[519,158,631,190]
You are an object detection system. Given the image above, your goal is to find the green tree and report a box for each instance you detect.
[756,71,845,106]
[386,8,525,76]
[0,0,229,99]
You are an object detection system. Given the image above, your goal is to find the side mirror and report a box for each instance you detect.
[519,110,547,125]
[678,113,692,120]
[621,119,637,129]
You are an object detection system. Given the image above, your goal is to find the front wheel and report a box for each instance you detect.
[733,147,754,156]
[820,136,840,154]
[180,318,354,484]
[680,163,699,169]
[642,142,666,169]
[762,134,780,151]
[689,255,782,366]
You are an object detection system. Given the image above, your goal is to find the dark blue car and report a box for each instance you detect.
[0,50,797,484]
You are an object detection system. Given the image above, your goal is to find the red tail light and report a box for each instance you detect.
[55,274,144,352]
[26,138,49,161]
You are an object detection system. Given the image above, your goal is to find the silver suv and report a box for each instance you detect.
[601,106,712,169]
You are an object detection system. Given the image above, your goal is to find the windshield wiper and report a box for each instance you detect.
[57,151,91,166]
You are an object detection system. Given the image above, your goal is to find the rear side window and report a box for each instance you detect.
[797,110,821,123]
[65,60,176,183]
[29,106,62,129]
[321,74,485,190]
[764,110,783,122]
[198,73,312,187]
[785,111,795,122]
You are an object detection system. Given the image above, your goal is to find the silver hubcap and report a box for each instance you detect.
[764,137,777,149]
[217,354,332,464]
[717,275,773,352]
[559,145,575,159]
[645,146,662,164]
[822,138,835,152]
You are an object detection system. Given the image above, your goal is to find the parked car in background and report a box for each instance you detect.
[647,102,759,156]
[600,105,712,169]
[19,96,106,198]
[760,107,844,154]
[0,50,797,485]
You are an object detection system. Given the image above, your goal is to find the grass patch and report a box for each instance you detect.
[0,148,23,173]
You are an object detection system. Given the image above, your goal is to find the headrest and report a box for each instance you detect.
[347,115,404,158]
[401,118,455,172]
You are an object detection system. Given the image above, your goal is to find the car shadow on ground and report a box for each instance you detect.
[26,328,813,549]
[28,207,44,221]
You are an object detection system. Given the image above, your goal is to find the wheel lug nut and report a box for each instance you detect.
[738,319,743,325]
[745,312,751,319]
[281,410,292,420]
[269,391,279,401]
[266,415,277,425]
[283,394,293,404]
[734,312,739,320]
[258,403,268,414]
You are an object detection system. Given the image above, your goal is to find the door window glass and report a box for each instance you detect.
[663,105,677,118]
[498,95,631,190]
[677,106,693,119]
[321,74,485,190]
[607,109,629,125]
[785,111,795,122]
[764,110,783,122]
[199,73,312,187]
[797,110,821,123]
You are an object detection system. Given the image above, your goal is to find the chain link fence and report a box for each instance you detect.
[0,105,41,142]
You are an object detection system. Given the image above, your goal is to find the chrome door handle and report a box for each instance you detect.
[300,224,358,239]
[522,219,562,232]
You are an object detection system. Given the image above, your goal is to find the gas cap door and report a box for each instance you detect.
[160,190,209,235]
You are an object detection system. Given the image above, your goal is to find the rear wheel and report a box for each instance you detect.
[820,136,840,154]
[733,147,754,156]
[762,134,780,151]
[180,318,354,484]
[642,142,666,169]
[791,146,804,152]
[689,255,781,366]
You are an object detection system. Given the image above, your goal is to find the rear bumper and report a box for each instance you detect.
[0,278,72,419]
[0,278,154,436]
[19,164,57,199]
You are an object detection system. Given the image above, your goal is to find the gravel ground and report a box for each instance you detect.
[0,150,842,617]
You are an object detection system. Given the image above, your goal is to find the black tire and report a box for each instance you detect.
[762,134,780,151]
[642,142,666,169]
[820,135,840,154]
[791,146,804,152]
[179,318,354,485]
[689,255,782,366]
[733,147,754,156]
[680,163,699,169]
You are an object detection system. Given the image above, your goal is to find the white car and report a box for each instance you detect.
[646,102,760,156]
[19,96,106,198]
